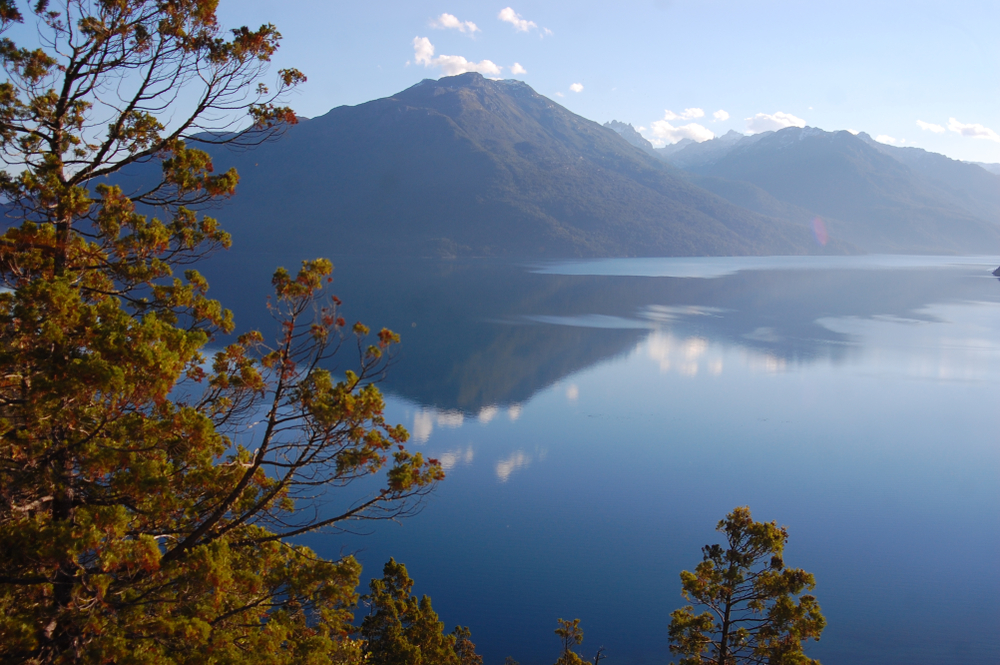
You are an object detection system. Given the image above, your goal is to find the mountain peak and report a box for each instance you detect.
[394,73,543,110]
[198,75,827,259]
[604,120,656,154]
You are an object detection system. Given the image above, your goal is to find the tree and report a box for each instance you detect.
[360,558,480,665]
[453,626,484,665]
[668,507,826,665]
[0,2,443,662]
[553,618,587,665]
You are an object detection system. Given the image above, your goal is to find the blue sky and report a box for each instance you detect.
[227,1,994,162]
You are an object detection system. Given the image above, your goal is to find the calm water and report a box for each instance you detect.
[208,254,1000,665]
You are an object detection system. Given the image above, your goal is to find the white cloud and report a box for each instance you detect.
[566,384,579,400]
[713,109,730,122]
[570,82,584,93]
[431,13,479,34]
[498,7,537,32]
[413,37,502,76]
[663,108,704,121]
[511,62,527,75]
[543,27,554,37]
[916,120,945,133]
[876,134,906,145]
[947,117,1000,142]
[649,110,714,145]
[745,111,806,134]
[845,129,859,135]
[554,91,564,97]
[413,36,435,64]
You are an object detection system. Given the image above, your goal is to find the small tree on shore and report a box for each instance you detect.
[668,507,826,665]
[360,558,481,665]
[0,2,443,662]
[554,618,587,665]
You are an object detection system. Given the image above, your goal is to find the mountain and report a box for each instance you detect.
[132,74,829,259]
[603,120,657,156]
[855,132,1000,224]
[661,130,752,168]
[654,138,694,158]
[971,162,1000,175]
[658,127,1000,253]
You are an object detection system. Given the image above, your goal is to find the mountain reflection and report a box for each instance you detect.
[202,254,1000,414]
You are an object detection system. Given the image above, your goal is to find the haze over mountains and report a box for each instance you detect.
[118,73,1000,259]
[651,126,1000,253]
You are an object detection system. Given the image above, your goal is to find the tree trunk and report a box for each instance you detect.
[718,591,733,665]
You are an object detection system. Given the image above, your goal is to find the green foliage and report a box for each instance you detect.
[360,558,480,665]
[554,618,587,665]
[0,2,442,662]
[668,507,826,665]
[453,626,483,665]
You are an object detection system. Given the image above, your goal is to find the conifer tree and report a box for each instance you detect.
[360,558,480,665]
[553,618,587,665]
[668,507,826,665]
[0,2,443,662]
[452,626,483,665]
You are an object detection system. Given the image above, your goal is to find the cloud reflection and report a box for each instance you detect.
[647,331,716,375]
[645,331,794,376]
[495,450,531,482]
[818,301,1000,382]
[411,408,466,443]
[438,446,474,471]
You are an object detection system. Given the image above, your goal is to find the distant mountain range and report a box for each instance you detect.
[113,73,1000,258]
[971,161,1000,175]
[651,127,1000,253]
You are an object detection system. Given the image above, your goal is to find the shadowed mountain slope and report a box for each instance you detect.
[855,132,1000,224]
[148,73,828,259]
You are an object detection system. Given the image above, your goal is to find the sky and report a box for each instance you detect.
[79,1,1000,162]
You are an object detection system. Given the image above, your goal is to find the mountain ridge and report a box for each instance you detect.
[104,74,1000,259]
[172,73,829,259]
[652,126,1000,253]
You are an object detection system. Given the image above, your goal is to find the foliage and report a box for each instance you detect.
[0,1,442,662]
[453,626,483,665]
[359,558,480,665]
[553,618,587,665]
[668,507,826,665]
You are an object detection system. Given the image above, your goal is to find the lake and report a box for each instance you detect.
[207,254,1000,665]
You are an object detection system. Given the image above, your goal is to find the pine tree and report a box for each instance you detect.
[668,507,826,665]
[361,558,480,665]
[554,618,587,665]
[0,2,442,662]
